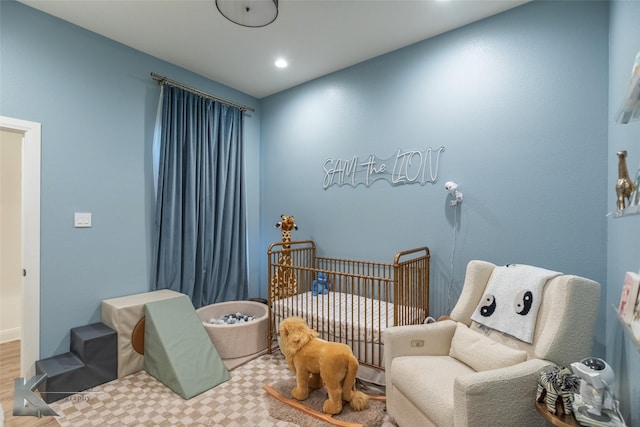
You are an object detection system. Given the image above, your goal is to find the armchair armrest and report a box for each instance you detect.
[384,319,457,361]
[384,320,458,405]
[453,358,553,427]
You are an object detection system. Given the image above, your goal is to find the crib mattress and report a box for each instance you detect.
[272,291,424,343]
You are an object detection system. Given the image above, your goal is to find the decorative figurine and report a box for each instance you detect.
[616,150,635,212]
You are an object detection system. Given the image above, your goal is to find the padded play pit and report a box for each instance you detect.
[196,301,268,360]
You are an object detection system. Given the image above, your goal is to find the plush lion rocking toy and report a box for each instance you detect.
[279,316,370,415]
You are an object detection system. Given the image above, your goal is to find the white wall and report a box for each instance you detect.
[0,129,23,343]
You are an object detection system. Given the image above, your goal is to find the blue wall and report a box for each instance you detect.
[607,1,640,424]
[261,0,609,344]
[0,0,262,357]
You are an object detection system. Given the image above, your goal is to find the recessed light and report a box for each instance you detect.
[275,58,288,68]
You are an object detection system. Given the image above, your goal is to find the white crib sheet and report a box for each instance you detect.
[272,291,424,343]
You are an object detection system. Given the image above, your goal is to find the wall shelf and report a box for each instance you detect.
[612,205,640,218]
[616,64,640,124]
[613,305,640,352]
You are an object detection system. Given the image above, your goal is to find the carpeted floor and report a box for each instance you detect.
[49,351,393,427]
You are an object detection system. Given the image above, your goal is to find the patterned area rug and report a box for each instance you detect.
[49,352,392,427]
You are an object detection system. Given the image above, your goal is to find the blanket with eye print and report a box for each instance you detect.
[470,264,561,344]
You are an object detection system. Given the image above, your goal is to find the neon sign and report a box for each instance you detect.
[322,146,444,189]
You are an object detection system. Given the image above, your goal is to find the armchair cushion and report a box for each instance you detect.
[449,323,528,372]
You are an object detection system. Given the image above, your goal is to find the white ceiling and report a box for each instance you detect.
[19,0,530,99]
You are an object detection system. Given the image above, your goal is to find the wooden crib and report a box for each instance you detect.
[267,240,430,372]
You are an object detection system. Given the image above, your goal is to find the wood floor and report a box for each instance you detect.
[0,340,59,427]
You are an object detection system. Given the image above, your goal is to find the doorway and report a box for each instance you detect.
[0,116,41,378]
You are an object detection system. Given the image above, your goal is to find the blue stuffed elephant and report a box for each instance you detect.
[312,272,329,296]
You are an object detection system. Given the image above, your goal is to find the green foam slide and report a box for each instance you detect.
[144,295,230,399]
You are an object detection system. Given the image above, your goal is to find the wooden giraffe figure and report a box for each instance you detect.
[616,150,635,211]
[270,215,299,301]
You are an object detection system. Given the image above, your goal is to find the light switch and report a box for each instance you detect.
[74,212,92,228]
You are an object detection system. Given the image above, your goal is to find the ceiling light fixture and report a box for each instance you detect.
[275,58,288,68]
[216,0,278,28]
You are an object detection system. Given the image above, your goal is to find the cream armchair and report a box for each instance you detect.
[384,260,600,427]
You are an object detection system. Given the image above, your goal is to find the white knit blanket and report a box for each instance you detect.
[470,264,561,343]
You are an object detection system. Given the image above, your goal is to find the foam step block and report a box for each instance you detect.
[70,323,117,384]
[35,323,117,403]
[102,289,183,378]
[35,352,85,403]
[144,295,230,399]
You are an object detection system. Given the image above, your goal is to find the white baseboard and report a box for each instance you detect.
[0,327,21,344]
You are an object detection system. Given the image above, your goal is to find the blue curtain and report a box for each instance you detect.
[152,85,248,308]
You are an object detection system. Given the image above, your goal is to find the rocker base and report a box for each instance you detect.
[263,385,385,427]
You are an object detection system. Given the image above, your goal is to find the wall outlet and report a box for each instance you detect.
[410,340,424,348]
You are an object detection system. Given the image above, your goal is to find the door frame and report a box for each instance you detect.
[1,115,41,378]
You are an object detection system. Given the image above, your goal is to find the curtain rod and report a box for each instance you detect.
[151,72,255,112]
